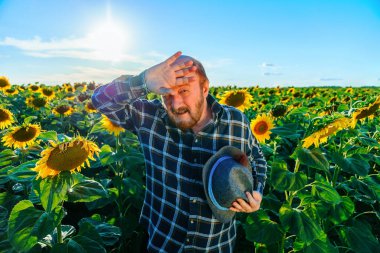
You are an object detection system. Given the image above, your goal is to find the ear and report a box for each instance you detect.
[203,80,210,96]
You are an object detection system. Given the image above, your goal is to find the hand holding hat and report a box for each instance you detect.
[229,190,262,213]
[202,146,262,223]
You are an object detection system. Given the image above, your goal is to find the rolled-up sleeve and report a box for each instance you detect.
[91,71,148,132]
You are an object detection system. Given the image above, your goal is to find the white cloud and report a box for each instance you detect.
[261,62,275,67]
[320,78,343,81]
[15,66,145,85]
[264,72,282,76]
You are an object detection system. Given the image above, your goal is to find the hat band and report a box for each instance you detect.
[208,155,234,211]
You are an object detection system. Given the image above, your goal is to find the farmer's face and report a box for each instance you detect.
[162,74,208,131]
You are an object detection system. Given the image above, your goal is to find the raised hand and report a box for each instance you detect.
[144,51,197,95]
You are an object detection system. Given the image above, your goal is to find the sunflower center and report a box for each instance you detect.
[56,105,70,114]
[47,141,89,171]
[30,85,39,91]
[12,126,38,142]
[254,121,269,135]
[0,109,10,121]
[0,80,9,87]
[32,98,47,107]
[42,89,53,96]
[225,92,246,107]
[87,102,96,110]
[6,89,16,94]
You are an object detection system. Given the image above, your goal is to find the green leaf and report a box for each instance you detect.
[0,149,17,168]
[0,206,8,234]
[328,196,354,225]
[243,210,284,245]
[271,126,301,139]
[330,152,369,176]
[8,200,55,252]
[279,204,324,245]
[311,181,341,204]
[270,161,307,191]
[294,233,338,253]
[34,171,72,212]
[340,221,380,253]
[296,148,329,172]
[7,160,38,183]
[67,180,108,203]
[78,218,121,246]
[51,235,106,253]
[89,120,106,135]
[24,116,37,124]
[37,130,58,142]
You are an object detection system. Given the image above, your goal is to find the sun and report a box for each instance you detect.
[87,18,129,61]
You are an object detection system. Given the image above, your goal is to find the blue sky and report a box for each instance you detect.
[1,0,380,87]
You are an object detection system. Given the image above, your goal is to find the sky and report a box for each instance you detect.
[1,0,380,87]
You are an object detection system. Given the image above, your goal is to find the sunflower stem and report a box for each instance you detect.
[57,222,63,244]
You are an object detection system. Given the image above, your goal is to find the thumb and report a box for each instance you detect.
[252,191,263,202]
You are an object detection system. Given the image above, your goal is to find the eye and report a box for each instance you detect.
[179,89,189,94]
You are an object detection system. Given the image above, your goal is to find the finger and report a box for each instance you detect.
[175,76,195,86]
[229,207,240,212]
[174,66,197,78]
[232,201,243,210]
[165,51,182,65]
[237,198,251,211]
[173,60,194,71]
[245,192,256,209]
[252,191,263,202]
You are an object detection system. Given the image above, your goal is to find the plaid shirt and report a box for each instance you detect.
[91,72,267,252]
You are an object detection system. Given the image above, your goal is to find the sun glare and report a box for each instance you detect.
[87,19,128,61]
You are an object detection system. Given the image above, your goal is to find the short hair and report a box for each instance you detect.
[178,55,209,87]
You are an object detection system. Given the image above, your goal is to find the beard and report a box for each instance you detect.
[167,95,205,131]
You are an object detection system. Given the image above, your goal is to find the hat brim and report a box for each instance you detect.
[202,146,252,223]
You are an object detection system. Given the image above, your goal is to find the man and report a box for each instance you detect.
[91,51,267,252]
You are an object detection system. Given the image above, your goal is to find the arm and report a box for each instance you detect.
[91,51,197,131]
[91,72,147,132]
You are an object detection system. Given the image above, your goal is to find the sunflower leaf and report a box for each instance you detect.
[23,116,37,125]
[296,148,329,172]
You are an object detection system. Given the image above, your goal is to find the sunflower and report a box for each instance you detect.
[65,85,75,93]
[4,87,19,96]
[65,93,76,100]
[85,101,98,113]
[26,96,48,110]
[0,76,11,91]
[1,123,41,149]
[0,107,15,129]
[41,87,56,100]
[271,104,288,118]
[250,114,274,143]
[287,87,295,94]
[351,96,380,128]
[302,117,351,148]
[32,136,100,179]
[100,115,125,136]
[52,105,74,117]
[74,83,87,92]
[28,84,41,93]
[345,87,353,94]
[219,89,253,111]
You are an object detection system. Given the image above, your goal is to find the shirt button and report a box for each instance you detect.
[186,238,190,243]
[195,139,198,143]
[192,199,196,203]
[190,219,194,224]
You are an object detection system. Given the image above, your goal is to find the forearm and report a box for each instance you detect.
[91,71,148,115]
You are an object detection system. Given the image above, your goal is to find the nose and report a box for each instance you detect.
[171,94,185,111]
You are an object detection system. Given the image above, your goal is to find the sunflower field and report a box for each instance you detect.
[0,75,379,253]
